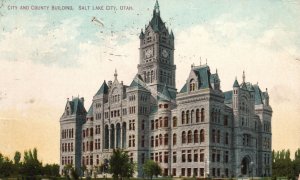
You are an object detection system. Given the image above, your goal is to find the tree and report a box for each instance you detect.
[21,148,42,177]
[109,149,135,180]
[14,151,21,165]
[0,154,14,178]
[143,160,162,180]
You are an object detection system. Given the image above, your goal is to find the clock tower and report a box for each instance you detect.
[137,0,176,95]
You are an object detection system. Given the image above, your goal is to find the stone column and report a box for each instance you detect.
[120,127,123,148]
[108,128,111,149]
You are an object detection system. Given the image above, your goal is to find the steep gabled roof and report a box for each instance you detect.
[87,104,93,117]
[159,84,172,101]
[233,79,239,87]
[253,85,264,105]
[95,81,108,95]
[179,83,187,93]
[224,91,233,104]
[193,65,211,89]
[210,73,220,83]
[129,74,148,91]
[68,98,86,115]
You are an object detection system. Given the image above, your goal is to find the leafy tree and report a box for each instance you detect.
[109,149,135,180]
[0,154,14,178]
[14,151,21,164]
[143,160,162,180]
[43,163,60,177]
[21,148,42,176]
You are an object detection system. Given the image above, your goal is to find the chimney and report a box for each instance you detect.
[108,80,112,88]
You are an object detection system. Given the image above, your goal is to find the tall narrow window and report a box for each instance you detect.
[194,130,199,143]
[173,117,177,127]
[182,131,186,144]
[201,108,205,122]
[200,129,205,143]
[173,133,177,146]
[182,111,185,124]
[188,130,192,143]
[164,133,168,145]
[196,109,200,122]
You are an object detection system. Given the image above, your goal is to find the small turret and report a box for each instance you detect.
[233,77,239,88]
[139,29,145,39]
[264,88,270,106]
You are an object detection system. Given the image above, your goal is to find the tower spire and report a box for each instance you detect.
[154,0,160,13]
[114,69,118,80]
[242,70,245,83]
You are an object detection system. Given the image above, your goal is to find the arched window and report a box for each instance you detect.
[217,130,221,143]
[129,135,132,147]
[182,131,186,144]
[201,108,205,122]
[159,118,163,128]
[186,110,190,124]
[141,120,145,130]
[225,132,229,145]
[159,134,163,146]
[190,79,195,91]
[151,136,154,147]
[155,119,159,129]
[164,117,168,127]
[164,134,168,145]
[194,130,199,143]
[191,110,194,123]
[151,120,154,130]
[181,111,185,124]
[200,129,205,143]
[173,133,177,146]
[188,130,192,143]
[217,110,221,123]
[155,135,158,147]
[173,117,177,127]
[196,109,200,122]
[212,129,216,143]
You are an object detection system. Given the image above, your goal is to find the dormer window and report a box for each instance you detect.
[189,79,196,92]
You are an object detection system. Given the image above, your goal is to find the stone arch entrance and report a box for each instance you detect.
[241,156,251,175]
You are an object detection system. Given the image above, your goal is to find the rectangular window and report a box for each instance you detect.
[200,149,205,162]
[173,152,177,163]
[182,150,186,163]
[187,168,191,177]
[200,168,204,177]
[194,149,198,162]
[181,168,185,176]
[172,168,176,176]
[187,150,192,162]
[164,152,169,163]
[141,153,145,164]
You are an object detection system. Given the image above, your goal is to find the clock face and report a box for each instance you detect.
[162,49,169,58]
[145,48,153,58]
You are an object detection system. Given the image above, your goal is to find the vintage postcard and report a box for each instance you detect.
[0,0,299,178]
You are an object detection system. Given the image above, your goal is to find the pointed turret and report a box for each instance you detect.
[153,0,160,15]
[139,29,145,39]
[114,69,118,80]
[233,77,239,87]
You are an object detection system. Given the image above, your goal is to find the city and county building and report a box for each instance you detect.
[59,1,272,178]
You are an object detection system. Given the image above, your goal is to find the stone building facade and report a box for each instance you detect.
[59,1,272,178]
